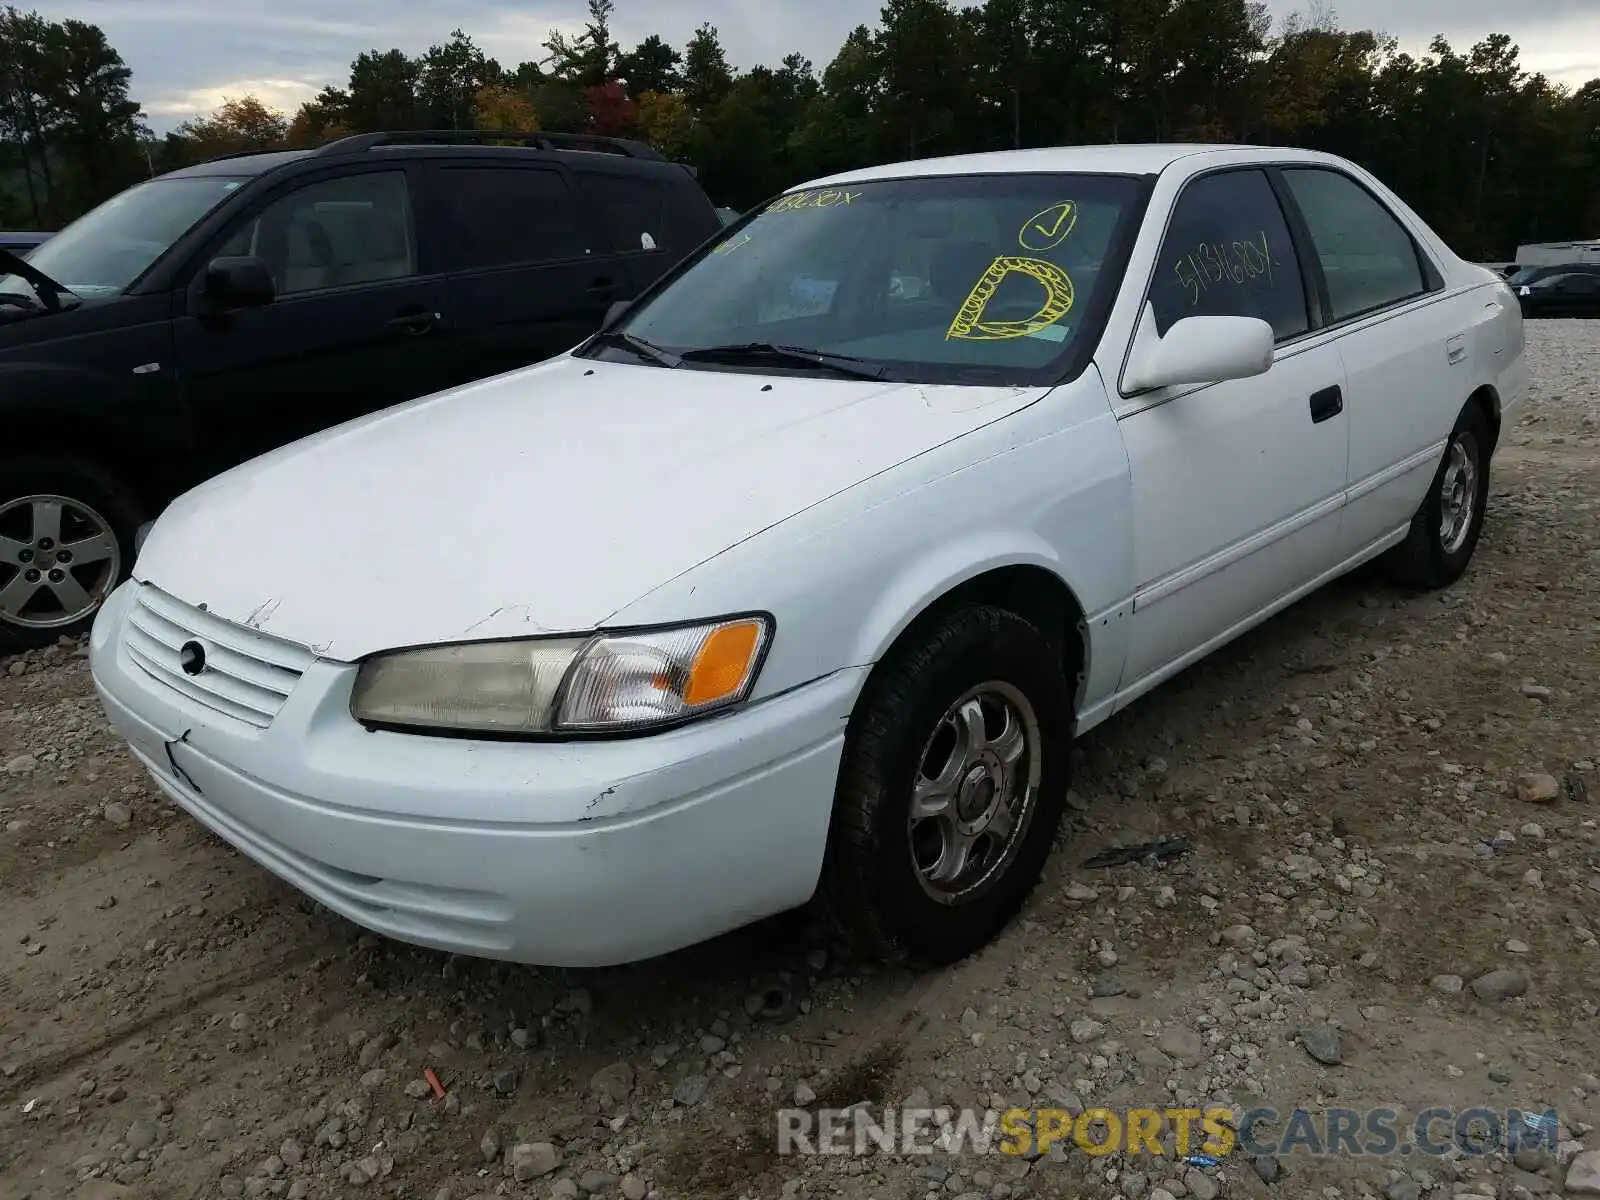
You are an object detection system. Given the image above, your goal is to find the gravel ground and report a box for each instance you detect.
[1,320,1597,1200]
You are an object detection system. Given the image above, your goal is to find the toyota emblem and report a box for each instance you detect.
[178,640,207,676]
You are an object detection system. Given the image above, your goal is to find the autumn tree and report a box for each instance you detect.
[169,95,288,161]
[472,84,539,131]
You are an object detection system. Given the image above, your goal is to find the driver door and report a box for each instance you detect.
[1114,167,1349,701]
[172,163,452,478]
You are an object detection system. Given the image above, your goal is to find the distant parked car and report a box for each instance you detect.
[0,130,723,650]
[1505,262,1600,290]
[1516,269,1600,318]
[91,143,1526,970]
[0,231,50,254]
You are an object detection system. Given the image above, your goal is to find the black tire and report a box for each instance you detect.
[819,604,1074,966]
[1383,403,1492,590]
[0,457,143,654]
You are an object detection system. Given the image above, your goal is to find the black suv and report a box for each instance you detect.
[0,131,723,650]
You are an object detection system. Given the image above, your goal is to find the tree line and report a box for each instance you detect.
[2,0,1597,259]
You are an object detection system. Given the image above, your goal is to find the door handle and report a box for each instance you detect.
[388,310,440,335]
[1309,385,1343,424]
[587,278,620,298]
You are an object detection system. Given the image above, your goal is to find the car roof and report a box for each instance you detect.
[160,140,690,182]
[800,143,1338,189]
[162,150,314,178]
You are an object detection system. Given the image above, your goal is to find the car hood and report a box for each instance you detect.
[134,354,1049,660]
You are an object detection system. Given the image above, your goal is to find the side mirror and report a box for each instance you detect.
[602,299,632,329]
[204,255,275,310]
[1123,309,1275,393]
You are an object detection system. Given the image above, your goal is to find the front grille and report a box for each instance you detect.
[123,585,313,728]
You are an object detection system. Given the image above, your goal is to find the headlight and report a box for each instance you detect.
[349,615,772,736]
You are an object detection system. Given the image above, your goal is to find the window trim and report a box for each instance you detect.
[180,163,427,307]
[429,160,597,273]
[1135,164,1319,351]
[1270,164,1445,330]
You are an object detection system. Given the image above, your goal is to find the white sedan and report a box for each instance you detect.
[89,144,1528,968]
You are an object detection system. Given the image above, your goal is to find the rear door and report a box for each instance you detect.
[429,160,616,385]
[573,168,678,296]
[172,163,452,477]
[1273,165,1464,560]
[572,166,724,295]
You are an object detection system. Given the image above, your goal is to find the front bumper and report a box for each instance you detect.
[89,582,864,966]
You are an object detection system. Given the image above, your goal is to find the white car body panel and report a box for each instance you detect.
[90,143,1530,967]
[134,353,1053,660]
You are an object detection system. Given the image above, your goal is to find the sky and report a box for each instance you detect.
[31,0,1600,131]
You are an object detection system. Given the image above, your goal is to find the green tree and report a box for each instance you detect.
[619,35,682,95]
[419,30,501,129]
[345,49,422,130]
[682,23,734,112]
[0,6,145,224]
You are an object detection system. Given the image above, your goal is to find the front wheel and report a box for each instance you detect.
[0,458,143,653]
[1383,403,1492,590]
[819,604,1074,965]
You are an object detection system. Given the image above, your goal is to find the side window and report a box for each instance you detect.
[581,172,667,254]
[437,167,588,270]
[1148,169,1309,342]
[218,171,415,296]
[1281,168,1428,321]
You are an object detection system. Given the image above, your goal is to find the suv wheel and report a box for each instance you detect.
[820,604,1073,965]
[0,458,143,653]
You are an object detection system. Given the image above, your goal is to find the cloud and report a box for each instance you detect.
[24,0,1600,131]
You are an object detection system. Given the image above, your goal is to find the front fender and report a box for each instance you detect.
[607,374,1135,719]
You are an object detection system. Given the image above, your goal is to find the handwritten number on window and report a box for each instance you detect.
[1174,231,1275,306]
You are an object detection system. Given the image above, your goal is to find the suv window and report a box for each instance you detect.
[582,172,667,254]
[1281,168,1428,321]
[1148,169,1309,342]
[218,171,415,296]
[438,166,588,270]
[1537,273,1600,292]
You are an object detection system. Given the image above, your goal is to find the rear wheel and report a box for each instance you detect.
[0,458,143,653]
[1383,403,1492,589]
[819,604,1074,965]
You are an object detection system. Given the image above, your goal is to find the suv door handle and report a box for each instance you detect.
[587,277,621,298]
[389,310,440,335]
[1309,385,1343,424]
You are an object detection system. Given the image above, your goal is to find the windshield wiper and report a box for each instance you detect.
[0,246,74,312]
[586,329,682,368]
[677,342,889,381]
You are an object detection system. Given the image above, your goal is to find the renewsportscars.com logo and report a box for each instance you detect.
[774,1104,1561,1159]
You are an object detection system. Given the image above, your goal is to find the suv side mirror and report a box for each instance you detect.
[1124,308,1275,392]
[204,256,275,310]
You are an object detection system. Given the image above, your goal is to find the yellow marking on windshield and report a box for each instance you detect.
[1018,201,1078,251]
[712,231,753,255]
[946,256,1075,341]
[766,189,865,214]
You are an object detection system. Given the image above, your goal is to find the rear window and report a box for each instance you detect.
[581,173,668,255]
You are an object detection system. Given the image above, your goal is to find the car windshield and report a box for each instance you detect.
[589,172,1146,385]
[0,175,247,299]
